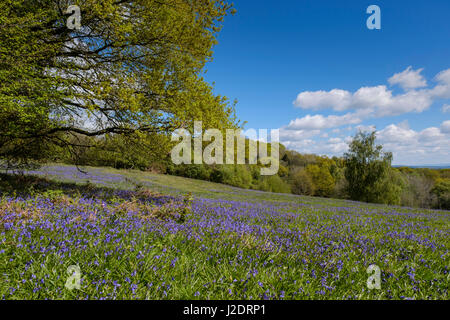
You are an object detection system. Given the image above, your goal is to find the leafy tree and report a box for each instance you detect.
[282,150,317,168]
[371,168,404,205]
[306,164,334,197]
[431,179,450,209]
[344,130,400,204]
[291,169,315,196]
[400,172,435,208]
[0,0,237,169]
[53,131,173,170]
[277,165,289,178]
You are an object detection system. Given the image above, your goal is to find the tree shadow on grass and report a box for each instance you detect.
[0,173,176,206]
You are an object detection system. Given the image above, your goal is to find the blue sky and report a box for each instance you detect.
[204,0,450,165]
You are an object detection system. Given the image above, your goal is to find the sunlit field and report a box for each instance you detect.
[0,165,448,300]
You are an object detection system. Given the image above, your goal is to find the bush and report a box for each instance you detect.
[210,168,224,183]
[172,164,211,181]
[220,165,252,189]
[258,175,291,194]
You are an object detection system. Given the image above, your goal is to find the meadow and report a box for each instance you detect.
[0,164,448,300]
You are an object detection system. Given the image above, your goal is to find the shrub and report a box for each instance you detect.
[214,165,252,189]
[170,164,211,181]
[258,175,291,194]
[210,168,224,183]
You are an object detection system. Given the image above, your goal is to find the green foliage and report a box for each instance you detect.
[431,179,450,209]
[344,131,400,204]
[257,175,291,194]
[210,168,224,183]
[218,165,253,189]
[55,132,173,171]
[168,164,209,181]
[0,0,237,167]
[282,150,317,168]
[277,165,289,178]
[400,172,435,208]
[290,169,315,196]
[332,176,348,199]
[371,168,405,205]
[306,164,335,197]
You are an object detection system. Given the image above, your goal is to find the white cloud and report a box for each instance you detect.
[352,85,392,108]
[328,137,342,144]
[326,138,348,153]
[284,112,364,131]
[293,67,450,117]
[435,68,450,84]
[441,120,450,133]
[293,89,352,111]
[442,104,450,113]
[355,124,376,133]
[280,136,350,157]
[388,66,427,90]
[377,124,417,145]
[279,128,321,142]
[418,127,445,142]
[294,85,433,117]
[281,139,316,153]
[376,122,450,164]
[386,89,434,116]
[429,69,450,99]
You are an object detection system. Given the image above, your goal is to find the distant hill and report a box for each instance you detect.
[393,164,450,169]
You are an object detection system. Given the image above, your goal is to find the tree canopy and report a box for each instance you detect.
[0,0,237,168]
[344,130,402,204]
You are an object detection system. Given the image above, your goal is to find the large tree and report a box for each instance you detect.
[0,0,237,168]
[344,130,402,204]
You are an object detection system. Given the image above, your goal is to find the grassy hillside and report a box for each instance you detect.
[0,165,448,299]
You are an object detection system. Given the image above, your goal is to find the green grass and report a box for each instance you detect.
[0,164,448,300]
